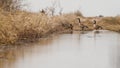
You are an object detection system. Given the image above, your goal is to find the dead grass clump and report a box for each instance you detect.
[0,11,18,44]
[0,10,77,45]
[0,10,49,45]
[98,17,120,31]
[102,17,120,25]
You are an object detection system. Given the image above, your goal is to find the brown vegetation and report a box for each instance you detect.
[1,9,120,45]
[0,0,120,45]
[0,9,120,45]
[0,10,76,45]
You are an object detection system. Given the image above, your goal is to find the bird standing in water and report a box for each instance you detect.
[93,20,102,30]
[77,18,88,31]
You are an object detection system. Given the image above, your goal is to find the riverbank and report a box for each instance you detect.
[0,30,120,68]
[0,10,74,46]
[0,10,120,45]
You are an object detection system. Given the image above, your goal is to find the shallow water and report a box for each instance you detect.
[0,30,120,68]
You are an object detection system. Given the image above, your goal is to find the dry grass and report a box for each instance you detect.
[0,10,76,45]
[77,16,120,31]
[0,9,120,45]
[98,17,120,31]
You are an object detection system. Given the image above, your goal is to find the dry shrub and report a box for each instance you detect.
[0,10,48,45]
[0,10,77,45]
[98,17,120,31]
[0,0,22,12]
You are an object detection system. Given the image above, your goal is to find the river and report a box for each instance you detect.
[0,30,120,68]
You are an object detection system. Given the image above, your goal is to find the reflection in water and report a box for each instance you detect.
[0,30,120,68]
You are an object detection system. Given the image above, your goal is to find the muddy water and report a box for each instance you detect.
[0,30,120,68]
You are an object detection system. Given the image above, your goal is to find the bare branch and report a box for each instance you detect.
[0,0,23,12]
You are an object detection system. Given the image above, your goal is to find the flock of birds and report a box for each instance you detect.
[40,9,103,31]
[76,18,103,31]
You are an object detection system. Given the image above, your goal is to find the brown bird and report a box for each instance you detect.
[77,18,88,31]
[93,20,102,30]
